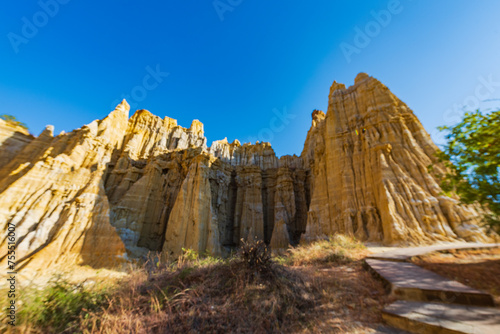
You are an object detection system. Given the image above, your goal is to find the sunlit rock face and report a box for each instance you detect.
[0,75,492,277]
[301,73,489,245]
[0,102,130,279]
[0,119,34,170]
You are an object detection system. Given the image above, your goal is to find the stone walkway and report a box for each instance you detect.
[366,259,495,306]
[365,243,500,334]
[383,301,500,334]
[367,242,500,262]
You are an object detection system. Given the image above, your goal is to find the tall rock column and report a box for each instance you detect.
[162,155,221,257]
[233,165,265,243]
[270,167,295,249]
[302,73,489,245]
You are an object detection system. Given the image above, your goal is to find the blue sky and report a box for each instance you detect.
[1,1,500,157]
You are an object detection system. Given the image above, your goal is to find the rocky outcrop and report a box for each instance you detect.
[0,75,493,279]
[0,119,34,170]
[302,73,488,245]
[0,102,130,279]
[162,155,222,257]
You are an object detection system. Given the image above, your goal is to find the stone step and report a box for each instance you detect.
[382,301,500,334]
[365,259,495,306]
[367,243,500,262]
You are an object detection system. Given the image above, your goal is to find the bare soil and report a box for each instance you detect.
[412,247,500,306]
[293,259,392,333]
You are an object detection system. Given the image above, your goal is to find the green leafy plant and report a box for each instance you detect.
[11,276,110,333]
[0,114,28,130]
[436,110,500,231]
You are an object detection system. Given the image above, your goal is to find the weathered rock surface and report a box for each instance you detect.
[0,75,493,278]
[302,73,489,245]
[0,102,130,279]
[0,119,34,170]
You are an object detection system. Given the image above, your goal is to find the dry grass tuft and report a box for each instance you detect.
[283,234,368,266]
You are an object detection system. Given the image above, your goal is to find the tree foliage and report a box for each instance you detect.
[437,110,500,230]
[0,114,28,130]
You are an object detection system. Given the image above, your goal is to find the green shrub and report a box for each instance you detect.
[0,114,28,130]
[19,276,110,332]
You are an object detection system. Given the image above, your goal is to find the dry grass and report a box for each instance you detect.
[283,235,370,266]
[412,247,500,306]
[1,235,390,333]
[84,260,313,332]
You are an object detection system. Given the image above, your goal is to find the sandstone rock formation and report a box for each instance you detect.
[0,74,493,278]
[0,119,34,170]
[302,73,489,245]
[0,104,130,280]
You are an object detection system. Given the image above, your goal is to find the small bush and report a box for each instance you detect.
[170,248,224,271]
[0,276,111,333]
[238,238,272,272]
[0,114,28,130]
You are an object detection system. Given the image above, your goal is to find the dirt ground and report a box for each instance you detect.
[412,247,500,306]
[291,260,393,333]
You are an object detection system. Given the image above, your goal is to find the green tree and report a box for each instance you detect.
[436,110,500,232]
[0,114,28,130]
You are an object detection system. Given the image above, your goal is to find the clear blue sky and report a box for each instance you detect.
[2,1,500,157]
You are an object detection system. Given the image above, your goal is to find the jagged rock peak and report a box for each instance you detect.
[43,125,55,136]
[209,139,279,169]
[115,99,130,113]
[303,73,490,245]
[329,80,347,97]
[354,72,370,84]
[127,107,203,136]
[329,72,386,98]
[121,107,207,159]
[311,109,326,127]
[189,119,204,136]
